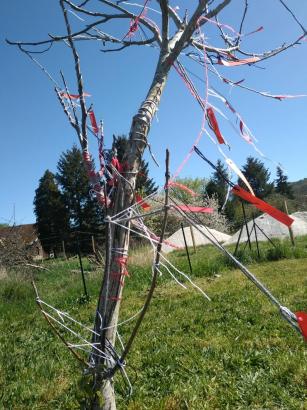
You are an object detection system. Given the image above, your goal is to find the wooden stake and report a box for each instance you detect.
[62,240,67,259]
[116,149,171,369]
[189,225,196,253]
[242,202,252,251]
[284,200,295,246]
[181,223,193,275]
[91,235,96,255]
[77,237,89,300]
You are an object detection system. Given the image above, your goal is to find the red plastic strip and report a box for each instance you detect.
[206,108,225,144]
[82,151,97,178]
[123,0,149,38]
[175,205,214,213]
[218,56,260,66]
[232,185,294,227]
[115,256,128,265]
[60,92,90,99]
[135,193,151,211]
[148,232,181,249]
[239,121,252,143]
[295,311,307,340]
[110,157,123,173]
[168,182,197,197]
[89,110,99,134]
[244,26,264,37]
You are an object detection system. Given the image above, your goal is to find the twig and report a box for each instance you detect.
[25,263,50,271]
[60,0,88,148]
[31,281,88,366]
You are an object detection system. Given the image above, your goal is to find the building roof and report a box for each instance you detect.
[0,224,38,245]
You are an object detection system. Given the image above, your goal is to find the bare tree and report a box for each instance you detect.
[7,1,307,408]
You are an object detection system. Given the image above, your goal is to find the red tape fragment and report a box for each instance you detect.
[206,108,225,144]
[218,56,260,66]
[168,182,197,197]
[148,232,181,249]
[245,26,264,37]
[295,311,307,340]
[115,256,129,277]
[175,205,214,213]
[136,193,151,211]
[89,110,99,134]
[232,185,294,227]
[60,92,90,99]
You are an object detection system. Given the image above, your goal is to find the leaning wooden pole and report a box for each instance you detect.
[113,150,170,372]
[91,58,173,410]
[284,200,295,246]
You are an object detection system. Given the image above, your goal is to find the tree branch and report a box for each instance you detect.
[59,0,88,149]
[159,0,169,48]
[65,0,162,42]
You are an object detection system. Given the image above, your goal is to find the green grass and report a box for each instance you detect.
[1,239,307,409]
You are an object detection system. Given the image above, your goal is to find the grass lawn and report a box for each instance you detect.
[1,238,307,409]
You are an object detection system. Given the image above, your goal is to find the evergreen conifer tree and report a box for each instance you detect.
[112,135,158,195]
[275,166,294,198]
[56,145,104,236]
[205,160,229,210]
[240,156,274,199]
[34,170,69,253]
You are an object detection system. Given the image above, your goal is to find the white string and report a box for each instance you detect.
[113,205,211,301]
[110,191,159,222]
[157,262,187,289]
[38,298,99,336]
[41,309,112,361]
[100,308,144,332]
[158,252,211,301]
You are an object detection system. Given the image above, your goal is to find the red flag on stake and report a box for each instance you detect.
[206,107,226,144]
[295,312,307,340]
[232,185,294,227]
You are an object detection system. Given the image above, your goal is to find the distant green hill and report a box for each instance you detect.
[290,178,307,195]
[290,178,307,208]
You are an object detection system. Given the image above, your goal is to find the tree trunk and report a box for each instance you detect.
[91,52,173,409]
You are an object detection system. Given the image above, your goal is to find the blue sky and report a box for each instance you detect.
[1,0,307,225]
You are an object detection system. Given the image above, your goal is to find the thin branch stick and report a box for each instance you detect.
[55,87,82,144]
[159,0,169,48]
[110,149,170,375]
[237,0,248,45]
[66,0,162,42]
[60,70,80,130]
[60,0,88,149]
[25,263,50,271]
[278,0,306,34]
[31,281,88,366]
